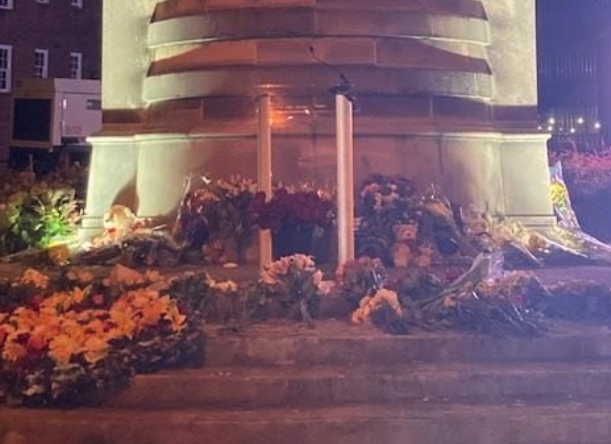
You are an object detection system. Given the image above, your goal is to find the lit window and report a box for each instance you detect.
[71,0,83,8]
[70,52,83,79]
[34,49,49,78]
[0,0,14,10]
[0,45,12,92]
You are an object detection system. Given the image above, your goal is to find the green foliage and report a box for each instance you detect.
[0,170,83,256]
[0,186,79,255]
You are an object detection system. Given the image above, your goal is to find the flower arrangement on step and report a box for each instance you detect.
[344,252,548,338]
[356,175,473,268]
[249,184,335,261]
[0,266,209,407]
[258,254,328,326]
[338,256,387,308]
[401,254,547,337]
[177,176,259,264]
[67,204,184,268]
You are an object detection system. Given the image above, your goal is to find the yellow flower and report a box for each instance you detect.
[164,303,187,332]
[83,336,110,365]
[49,335,83,367]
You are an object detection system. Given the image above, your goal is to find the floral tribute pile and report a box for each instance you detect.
[41,178,335,267]
[177,176,259,264]
[0,267,207,407]
[249,184,335,260]
[343,253,550,337]
[356,173,611,269]
[356,175,474,269]
[0,254,332,407]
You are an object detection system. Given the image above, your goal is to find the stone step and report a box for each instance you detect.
[112,362,611,409]
[204,321,611,366]
[3,402,611,444]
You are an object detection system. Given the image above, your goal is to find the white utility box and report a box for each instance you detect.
[10,78,101,150]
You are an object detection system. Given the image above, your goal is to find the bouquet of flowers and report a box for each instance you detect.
[356,175,416,261]
[249,185,334,259]
[351,288,409,335]
[400,253,546,337]
[177,176,258,263]
[258,254,327,325]
[339,257,388,308]
[249,186,334,231]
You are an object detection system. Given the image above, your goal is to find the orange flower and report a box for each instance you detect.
[49,335,82,366]
[2,341,28,363]
[109,308,137,339]
[12,307,39,330]
[84,319,106,338]
[138,295,170,328]
[83,336,110,365]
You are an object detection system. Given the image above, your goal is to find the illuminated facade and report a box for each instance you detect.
[84,0,554,234]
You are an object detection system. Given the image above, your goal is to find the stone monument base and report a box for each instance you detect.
[82,123,554,237]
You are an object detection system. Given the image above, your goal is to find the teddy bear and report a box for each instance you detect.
[391,222,433,269]
[103,205,138,240]
[391,222,419,268]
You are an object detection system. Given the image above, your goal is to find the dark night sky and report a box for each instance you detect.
[537,0,611,45]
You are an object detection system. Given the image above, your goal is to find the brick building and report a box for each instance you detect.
[0,0,101,170]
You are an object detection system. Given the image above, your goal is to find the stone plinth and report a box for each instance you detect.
[83,0,554,235]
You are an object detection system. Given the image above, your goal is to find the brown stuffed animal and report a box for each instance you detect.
[391,222,419,268]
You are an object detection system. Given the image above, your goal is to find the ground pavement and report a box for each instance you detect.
[2,263,611,444]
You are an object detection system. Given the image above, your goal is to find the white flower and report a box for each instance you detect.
[210,279,238,293]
